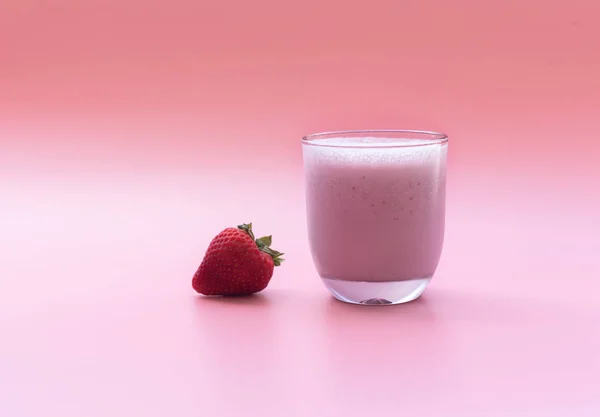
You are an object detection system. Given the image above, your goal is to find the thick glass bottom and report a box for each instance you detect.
[322,277,431,305]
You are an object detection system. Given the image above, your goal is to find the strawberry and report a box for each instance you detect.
[192,223,284,296]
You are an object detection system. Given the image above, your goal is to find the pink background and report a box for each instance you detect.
[1,1,599,416]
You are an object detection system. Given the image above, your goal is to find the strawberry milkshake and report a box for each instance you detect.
[302,130,448,305]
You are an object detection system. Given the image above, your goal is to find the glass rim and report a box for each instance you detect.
[301,130,448,149]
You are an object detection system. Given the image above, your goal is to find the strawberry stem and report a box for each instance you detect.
[237,223,284,266]
[238,223,255,240]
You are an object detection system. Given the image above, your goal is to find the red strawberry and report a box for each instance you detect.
[192,223,284,296]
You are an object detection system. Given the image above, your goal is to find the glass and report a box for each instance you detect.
[302,130,448,305]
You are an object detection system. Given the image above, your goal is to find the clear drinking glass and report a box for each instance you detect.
[302,130,448,305]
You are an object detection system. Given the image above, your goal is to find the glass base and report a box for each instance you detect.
[322,277,431,305]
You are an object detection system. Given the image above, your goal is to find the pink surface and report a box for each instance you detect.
[1,0,600,415]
